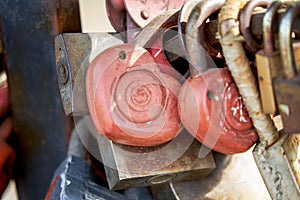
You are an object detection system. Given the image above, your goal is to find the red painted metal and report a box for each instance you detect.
[178,68,258,154]
[86,44,182,146]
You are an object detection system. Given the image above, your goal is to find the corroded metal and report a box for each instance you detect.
[179,0,257,155]
[274,1,300,134]
[239,0,272,53]
[94,122,215,190]
[152,151,272,200]
[253,135,300,199]
[283,134,300,187]
[219,0,300,199]
[255,1,282,114]
[185,0,225,76]
[274,75,300,134]
[279,1,300,79]
[55,33,123,116]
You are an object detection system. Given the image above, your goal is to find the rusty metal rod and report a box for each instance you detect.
[218,0,279,146]
[185,0,225,77]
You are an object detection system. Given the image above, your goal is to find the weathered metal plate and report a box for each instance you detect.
[253,135,300,199]
[95,124,215,190]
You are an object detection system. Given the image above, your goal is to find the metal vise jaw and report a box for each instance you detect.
[55,32,215,190]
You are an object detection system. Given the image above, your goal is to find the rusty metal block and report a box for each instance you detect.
[97,128,215,190]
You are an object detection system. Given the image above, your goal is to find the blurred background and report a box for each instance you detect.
[1,1,113,199]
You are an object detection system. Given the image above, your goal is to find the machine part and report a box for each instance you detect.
[85,44,182,146]
[255,1,283,114]
[0,1,80,199]
[123,0,186,28]
[45,155,153,200]
[273,1,300,134]
[152,150,272,200]
[179,68,258,155]
[239,0,272,53]
[219,0,300,198]
[179,0,257,155]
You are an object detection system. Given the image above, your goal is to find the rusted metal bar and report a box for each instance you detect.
[185,0,225,76]
[205,9,300,47]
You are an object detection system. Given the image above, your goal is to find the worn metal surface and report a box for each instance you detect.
[55,33,123,116]
[274,2,300,134]
[0,0,80,199]
[282,134,300,187]
[257,42,300,117]
[97,128,215,190]
[185,0,224,76]
[255,1,282,114]
[152,150,272,200]
[239,0,272,53]
[253,135,300,200]
[218,0,300,199]
[76,116,215,191]
[204,10,300,50]
[279,1,300,80]
[274,76,300,134]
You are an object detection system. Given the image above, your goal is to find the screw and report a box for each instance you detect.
[119,51,127,60]
[59,64,69,84]
[141,10,149,20]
